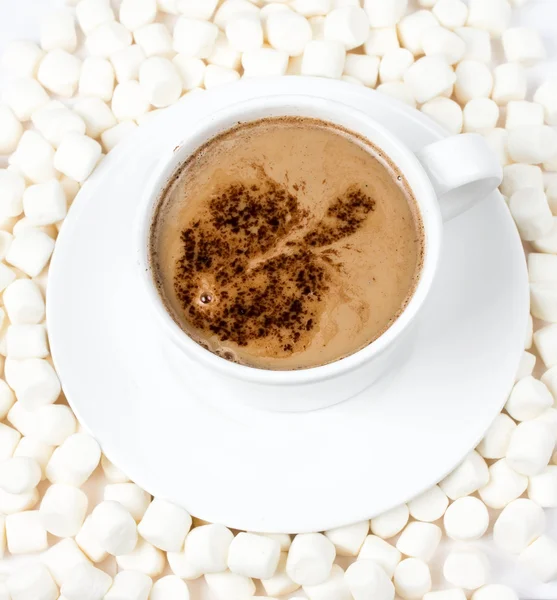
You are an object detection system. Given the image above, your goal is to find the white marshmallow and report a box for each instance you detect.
[286,533,336,585]
[422,27,465,65]
[397,10,438,56]
[344,54,379,87]
[266,11,312,56]
[226,14,264,52]
[40,483,88,537]
[0,263,16,293]
[104,483,150,521]
[494,497,545,553]
[502,27,545,65]
[454,60,493,104]
[1,40,44,77]
[0,232,12,262]
[204,571,255,600]
[508,126,557,165]
[323,7,369,50]
[506,419,556,475]
[214,0,259,29]
[370,504,409,539]
[5,357,59,408]
[261,552,300,596]
[531,280,557,320]
[301,40,345,78]
[78,58,115,101]
[3,280,45,325]
[3,78,49,122]
[41,9,77,53]
[76,0,115,35]
[433,0,467,29]
[443,548,489,590]
[345,559,395,600]
[439,451,489,500]
[0,105,23,155]
[9,131,57,184]
[112,81,151,121]
[472,585,518,600]
[505,376,553,421]
[116,538,166,576]
[501,164,544,197]
[75,517,107,565]
[7,564,58,600]
[168,523,233,579]
[506,101,544,130]
[65,96,110,138]
[87,22,133,58]
[22,180,67,227]
[519,534,557,583]
[54,133,102,182]
[208,33,242,69]
[444,496,489,541]
[376,82,416,107]
[0,380,15,420]
[46,432,100,485]
[173,18,218,58]
[303,564,351,600]
[291,0,332,17]
[138,497,191,552]
[37,50,81,97]
[480,128,509,166]
[492,63,527,106]
[426,591,468,600]
[395,522,441,561]
[134,23,174,57]
[172,55,205,90]
[101,454,130,483]
[379,48,413,83]
[467,0,511,39]
[542,365,557,399]
[548,182,557,214]
[139,57,182,108]
[228,532,281,579]
[528,465,557,507]
[242,48,289,77]
[150,575,190,600]
[407,485,449,522]
[0,423,22,459]
[477,413,516,459]
[479,458,528,508]
[0,456,41,493]
[13,436,53,480]
[0,487,38,514]
[364,27,399,56]
[363,0,407,28]
[324,520,368,556]
[534,80,557,126]
[90,500,138,555]
[463,98,499,133]
[394,558,431,600]
[509,188,552,241]
[60,563,112,600]
[525,313,534,349]
[535,323,557,368]
[177,0,218,19]
[0,169,25,218]
[119,0,157,31]
[532,219,557,254]
[101,121,138,152]
[105,571,153,600]
[358,535,401,578]
[455,27,492,62]
[110,45,146,83]
[6,509,47,554]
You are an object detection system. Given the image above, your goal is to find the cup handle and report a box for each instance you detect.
[415,133,503,222]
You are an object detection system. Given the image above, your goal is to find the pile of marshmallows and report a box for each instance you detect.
[0,0,557,598]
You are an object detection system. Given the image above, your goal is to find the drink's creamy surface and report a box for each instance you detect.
[150,117,424,370]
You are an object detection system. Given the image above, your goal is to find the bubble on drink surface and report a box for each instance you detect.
[200,292,213,304]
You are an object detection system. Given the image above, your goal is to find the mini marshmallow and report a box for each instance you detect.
[323,7,369,50]
[506,101,544,130]
[110,45,146,83]
[1,40,44,77]
[426,591,468,600]
[542,365,557,399]
[112,81,151,122]
[178,0,219,19]
[422,27,465,65]
[60,563,112,600]
[0,456,41,493]
[532,220,557,255]
[228,532,281,579]
[0,169,25,218]
[394,558,431,600]
[443,548,489,590]
[139,57,182,108]
[90,500,138,556]
[87,22,133,58]
[531,280,557,320]
[7,564,58,600]
[534,323,557,368]
[41,9,77,52]
[364,27,399,56]
[433,0,467,29]
[214,0,259,29]
[506,419,556,476]
[37,50,81,97]
[78,58,115,101]
[345,559,395,600]
[266,10,312,56]
[22,180,67,227]
[343,54,379,87]
[104,483,150,521]
[101,454,130,482]
[370,503,409,539]
[303,564,352,600]
[501,164,544,197]
[3,78,49,122]
[291,0,332,17]
[5,357,60,408]
[363,0,407,28]
[173,18,218,58]
[439,451,489,500]
[119,0,157,31]
[116,538,165,577]
[525,312,534,350]
[472,585,518,600]
[138,497,191,552]
[481,128,509,166]
[46,432,100,486]
[477,413,516,459]
[493,498,545,553]
[150,575,190,600]
[6,510,47,554]
[261,552,300,596]
[242,48,289,77]
[14,436,53,480]
[40,483,87,537]
[54,133,102,182]
[0,264,16,293]
[358,535,401,578]
[173,55,205,90]
[455,27,492,62]
[519,535,557,583]
[65,96,116,140]
[3,280,45,326]
[463,98,499,133]
[226,14,264,53]
[466,0,511,39]
[408,485,449,522]
[0,422,23,461]
[534,80,557,126]
[397,10,438,56]
[76,515,108,562]
[509,188,552,241]
[492,63,527,106]
[379,48,413,83]
[76,0,115,35]
[396,522,441,561]
[9,131,58,184]
[208,33,242,69]
[502,27,545,65]
[444,496,489,541]
[134,23,174,57]
[101,121,138,152]
[0,105,23,155]
[301,40,345,78]
[286,533,336,585]
[479,459,528,508]
[259,533,291,552]
[0,380,15,420]
[324,520,368,556]
[454,60,493,104]
[0,487,38,514]
[505,376,553,421]
[0,233,12,262]
[204,571,255,600]
[105,571,153,600]
[508,126,557,165]
[528,465,557,507]
[376,82,416,107]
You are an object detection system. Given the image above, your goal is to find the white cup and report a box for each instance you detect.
[136,91,502,412]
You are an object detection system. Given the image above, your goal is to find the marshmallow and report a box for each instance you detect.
[32,105,87,150]
[519,535,557,583]
[532,218,557,254]
[150,576,191,600]
[208,33,242,69]
[76,515,108,562]
[535,323,557,368]
[60,563,112,600]
[426,591,468,600]
[173,18,219,58]
[439,451,489,500]
[22,180,67,227]
[531,280,557,320]
[41,9,77,52]
[87,22,133,58]
[45,432,100,485]
[40,483,88,537]
[528,465,557,508]
[119,0,157,31]
[455,27,492,63]
[542,365,557,399]
[110,45,146,83]
[4,357,60,408]
[492,63,527,106]
[515,350,535,380]
[286,533,336,585]
[454,60,493,104]
[477,413,516,459]
[13,436,53,480]
[134,23,174,57]
[204,64,241,88]
[9,131,57,184]
[112,81,151,122]
[37,50,81,97]
[501,164,544,197]
[78,58,115,101]
[168,523,233,579]
[376,82,416,107]
[508,126,557,165]
[226,14,264,52]
[397,10,438,56]
[422,27,465,65]
[0,232,12,261]
[91,500,138,555]
[101,454,130,482]
[54,133,102,182]
[502,27,545,65]
[379,48,413,83]
[76,0,115,35]
[0,169,25,218]
[358,535,401,578]
[344,54,379,87]
[0,487,38,514]
[443,548,489,590]
[364,27,399,56]
[291,0,332,17]
[509,188,552,241]
[266,10,312,56]
[259,532,291,551]
[407,485,449,522]
[363,0,407,28]
[105,571,153,600]
[0,264,16,294]
[394,558,431,600]
[205,571,255,600]
[214,0,259,29]
[324,520,368,556]
[0,105,23,155]
[472,585,518,600]
[467,0,511,39]
[116,538,166,577]
[370,503,409,539]
[301,40,345,78]
[505,376,553,421]
[548,182,557,214]
[432,0,467,29]
[345,559,395,600]
[172,55,205,90]
[506,101,544,130]
[139,57,182,108]
[138,497,191,552]
[242,48,289,77]
[6,564,58,600]
[228,532,281,579]
[0,423,22,459]
[3,280,45,325]
[0,456,41,493]
[479,458,528,508]
[101,121,138,152]
[534,80,557,126]
[525,313,534,350]
[0,380,15,420]
[261,552,300,596]
[506,419,556,475]
[303,564,352,600]
[104,483,150,521]
[70,95,115,138]
[493,497,545,554]
[483,128,510,167]
[1,40,44,77]
[6,510,47,554]
[444,496,489,541]
[3,78,49,122]
[323,7,369,50]
[463,98,499,133]
[396,522,441,561]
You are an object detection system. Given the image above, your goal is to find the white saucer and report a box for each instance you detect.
[47,77,528,533]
